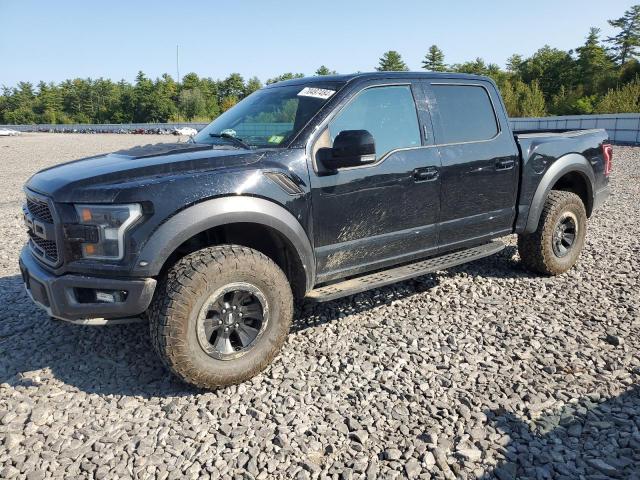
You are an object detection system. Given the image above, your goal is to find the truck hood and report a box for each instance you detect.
[25,143,263,202]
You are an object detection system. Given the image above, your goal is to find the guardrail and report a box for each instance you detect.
[0,122,294,136]
[0,123,208,133]
[510,113,640,145]
[4,114,640,145]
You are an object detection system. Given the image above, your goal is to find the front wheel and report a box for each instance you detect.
[148,245,293,389]
[517,190,587,275]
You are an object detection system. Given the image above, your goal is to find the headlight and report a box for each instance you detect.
[74,204,142,260]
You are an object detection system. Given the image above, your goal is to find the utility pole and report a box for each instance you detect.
[176,45,180,84]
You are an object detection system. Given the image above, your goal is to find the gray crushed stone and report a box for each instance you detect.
[0,134,638,479]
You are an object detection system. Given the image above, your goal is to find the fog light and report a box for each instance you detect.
[95,290,128,303]
[96,291,116,303]
[74,288,128,304]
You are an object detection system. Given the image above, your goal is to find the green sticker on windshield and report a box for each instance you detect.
[268,135,285,144]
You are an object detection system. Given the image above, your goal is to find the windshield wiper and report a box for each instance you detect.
[209,133,251,149]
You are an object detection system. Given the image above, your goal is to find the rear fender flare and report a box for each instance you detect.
[134,196,315,292]
[523,153,595,233]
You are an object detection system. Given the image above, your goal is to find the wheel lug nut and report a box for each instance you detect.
[238,313,243,317]
[233,306,237,310]
[218,320,223,325]
[235,323,239,327]
[224,327,229,332]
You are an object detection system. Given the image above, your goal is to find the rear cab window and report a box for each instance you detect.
[430,84,499,144]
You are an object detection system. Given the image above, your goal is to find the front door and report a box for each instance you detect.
[308,81,442,283]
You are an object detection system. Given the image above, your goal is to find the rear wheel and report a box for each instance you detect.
[517,190,587,275]
[148,245,293,389]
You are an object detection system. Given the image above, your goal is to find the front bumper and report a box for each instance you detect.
[19,247,156,323]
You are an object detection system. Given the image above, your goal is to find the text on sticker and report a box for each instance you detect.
[297,87,335,100]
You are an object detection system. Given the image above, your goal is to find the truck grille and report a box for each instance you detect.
[26,197,54,223]
[25,193,60,265]
[30,235,59,262]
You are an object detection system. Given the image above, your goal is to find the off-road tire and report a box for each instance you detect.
[148,245,293,389]
[517,190,587,275]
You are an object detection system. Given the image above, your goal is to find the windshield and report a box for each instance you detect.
[193,83,344,149]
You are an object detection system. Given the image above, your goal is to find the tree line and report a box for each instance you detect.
[378,5,640,117]
[2,5,640,124]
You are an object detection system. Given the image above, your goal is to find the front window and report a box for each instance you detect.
[194,83,344,149]
[328,85,421,160]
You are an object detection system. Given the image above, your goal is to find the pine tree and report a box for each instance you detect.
[506,54,524,74]
[517,46,578,100]
[576,28,615,95]
[499,79,546,117]
[178,88,206,120]
[315,65,337,76]
[606,5,640,65]
[266,73,305,85]
[376,51,409,71]
[452,57,501,77]
[422,45,446,71]
[517,80,546,117]
[219,73,246,99]
[244,77,263,96]
[596,77,640,113]
[499,80,518,117]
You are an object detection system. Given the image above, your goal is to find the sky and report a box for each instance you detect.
[1,0,637,87]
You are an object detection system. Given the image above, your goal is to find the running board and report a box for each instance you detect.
[306,241,505,302]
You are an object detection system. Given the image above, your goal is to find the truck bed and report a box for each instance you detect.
[514,128,610,233]
[514,128,604,138]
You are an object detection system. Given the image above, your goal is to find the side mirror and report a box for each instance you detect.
[320,130,376,170]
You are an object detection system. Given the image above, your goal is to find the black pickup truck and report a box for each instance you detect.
[19,72,612,388]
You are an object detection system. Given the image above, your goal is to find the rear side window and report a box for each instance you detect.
[431,84,498,144]
[329,85,421,160]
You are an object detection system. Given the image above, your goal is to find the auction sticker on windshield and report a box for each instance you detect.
[297,87,335,100]
[268,135,285,144]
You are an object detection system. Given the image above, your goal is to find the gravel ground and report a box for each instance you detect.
[0,134,638,480]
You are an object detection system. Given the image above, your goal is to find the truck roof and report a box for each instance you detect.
[264,71,492,88]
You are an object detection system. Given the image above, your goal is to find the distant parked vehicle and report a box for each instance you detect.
[0,128,20,136]
[173,126,198,136]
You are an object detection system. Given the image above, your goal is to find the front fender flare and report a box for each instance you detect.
[522,153,595,234]
[133,196,315,292]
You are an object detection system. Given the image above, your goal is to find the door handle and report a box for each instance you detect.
[413,167,439,182]
[495,159,515,171]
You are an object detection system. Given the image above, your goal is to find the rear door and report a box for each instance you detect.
[308,80,441,282]
[423,80,519,250]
